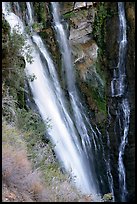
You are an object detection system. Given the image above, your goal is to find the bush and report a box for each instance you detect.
[2,144,50,202]
[16,108,50,144]
[93,2,108,50]
[2,121,81,202]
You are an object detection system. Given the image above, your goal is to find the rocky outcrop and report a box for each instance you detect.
[64,3,106,123]
[69,6,96,44]
[74,2,97,10]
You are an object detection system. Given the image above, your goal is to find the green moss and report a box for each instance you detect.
[32,22,44,32]
[103,193,113,201]
[33,2,47,26]
[41,162,66,185]
[63,11,76,19]
[91,88,106,115]
[93,2,110,51]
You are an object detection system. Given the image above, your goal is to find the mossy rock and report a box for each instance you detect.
[60,2,74,15]
[103,193,113,201]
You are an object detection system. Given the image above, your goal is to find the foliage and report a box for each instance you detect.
[2,22,33,70]
[91,2,112,117]
[63,11,76,19]
[3,119,81,202]
[2,86,17,123]
[36,149,66,185]
[2,119,25,149]
[102,193,113,201]
[91,62,107,116]
[2,121,51,202]
[2,15,34,116]
[93,3,118,54]
[91,87,106,115]
[32,22,44,32]
[15,108,50,145]
[33,2,47,26]
[92,2,108,50]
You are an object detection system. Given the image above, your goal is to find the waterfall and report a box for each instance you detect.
[118,98,130,201]
[111,2,127,97]
[3,1,131,201]
[2,2,102,200]
[110,2,130,201]
[106,107,115,201]
[50,1,107,195]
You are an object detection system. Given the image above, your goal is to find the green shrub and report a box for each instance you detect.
[93,3,108,50]
[16,108,50,144]
[63,11,76,19]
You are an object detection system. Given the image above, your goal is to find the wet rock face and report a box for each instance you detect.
[124,2,135,201]
[65,3,106,123]
[105,2,135,201]
[69,6,95,44]
[60,2,74,14]
[71,40,98,80]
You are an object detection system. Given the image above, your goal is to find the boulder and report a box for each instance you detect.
[74,2,86,10]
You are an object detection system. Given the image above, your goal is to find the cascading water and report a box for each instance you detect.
[51,2,116,199]
[110,2,130,201]
[3,1,131,202]
[118,98,130,201]
[111,3,127,98]
[50,2,96,165]
[26,2,102,198]
[2,2,103,200]
[104,107,115,201]
[51,1,115,196]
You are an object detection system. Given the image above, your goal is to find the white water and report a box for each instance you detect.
[51,1,96,162]
[111,3,127,97]
[110,2,130,201]
[51,2,106,195]
[51,2,75,92]
[13,2,21,18]
[118,98,130,201]
[2,2,101,199]
[106,107,115,201]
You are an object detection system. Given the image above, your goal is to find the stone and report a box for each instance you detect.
[103,193,113,201]
[60,2,74,15]
[86,2,93,8]
[69,25,92,44]
[74,2,86,10]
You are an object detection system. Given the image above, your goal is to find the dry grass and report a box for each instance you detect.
[2,121,82,202]
[2,121,51,202]
[2,144,51,202]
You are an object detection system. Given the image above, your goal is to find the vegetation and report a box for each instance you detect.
[2,14,33,116]
[92,2,118,117]
[92,3,107,50]
[2,117,81,202]
[33,2,47,26]
[2,121,68,202]
[32,22,44,32]
[63,11,76,19]
[91,88,106,115]
[91,2,112,117]
[102,193,113,201]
